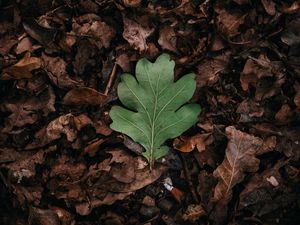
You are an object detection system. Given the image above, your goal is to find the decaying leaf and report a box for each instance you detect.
[215,9,246,38]
[42,53,83,88]
[110,54,201,166]
[63,87,107,106]
[158,26,177,52]
[74,149,166,215]
[29,207,60,225]
[0,87,55,133]
[72,14,116,49]
[173,133,213,153]
[213,126,276,201]
[122,16,154,52]
[196,53,230,88]
[1,52,41,80]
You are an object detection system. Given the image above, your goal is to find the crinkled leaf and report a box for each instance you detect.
[109,54,201,166]
[213,126,276,201]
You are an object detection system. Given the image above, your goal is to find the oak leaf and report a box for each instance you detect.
[110,54,201,167]
[213,126,276,201]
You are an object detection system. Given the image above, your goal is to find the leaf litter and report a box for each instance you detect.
[0,0,300,225]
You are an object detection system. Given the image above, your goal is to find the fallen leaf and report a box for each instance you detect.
[213,126,276,201]
[42,53,82,89]
[75,192,131,216]
[93,120,113,136]
[1,87,55,133]
[215,9,246,38]
[236,99,264,123]
[72,14,116,49]
[1,52,41,80]
[62,87,107,106]
[261,0,276,16]
[196,53,230,88]
[29,207,60,225]
[294,83,300,108]
[158,26,177,52]
[123,0,141,8]
[83,138,106,156]
[50,157,86,181]
[238,160,293,217]
[181,204,206,222]
[15,37,37,54]
[48,206,73,225]
[73,114,93,130]
[25,114,77,149]
[122,16,154,52]
[173,133,213,153]
[23,18,58,47]
[73,39,96,75]
[275,104,293,123]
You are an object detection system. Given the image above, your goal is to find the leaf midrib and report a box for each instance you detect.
[125,68,189,160]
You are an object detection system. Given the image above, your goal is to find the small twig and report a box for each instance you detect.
[181,154,200,203]
[104,63,117,95]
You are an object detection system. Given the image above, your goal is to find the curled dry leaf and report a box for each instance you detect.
[42,53,82,89]
[122,16,154,52]
[215,9,246,38]
[123,0,141,8]
[181,204,206,222]
[173,133,213,153]
[236,99,264,123]
[158,26,177,52]
[62,87,107,106]
[261,0,276,16]
[0,87,55,133]
[196,53,230,88]
[29,207,60,225]
[238,161,298,218]
[72,14,116,49]
[1,52,41,80]
[25,114,77,149]
[74,149,166,215]
[293,83,300,108]
[213,126,276,201]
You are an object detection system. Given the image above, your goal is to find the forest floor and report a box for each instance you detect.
[0,0,300,225]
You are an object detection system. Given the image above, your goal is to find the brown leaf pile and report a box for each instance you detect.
[1,0,300,225]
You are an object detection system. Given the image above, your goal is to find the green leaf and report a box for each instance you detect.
[109,54,201,167]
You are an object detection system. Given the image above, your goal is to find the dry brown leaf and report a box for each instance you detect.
[236,99,264,123]
[173,133,213,153]
[196,53,230,88]
[29,207,60,225]
[181,204,206,222]
[73,114,93,130]
[123,0,141,7]
[72,14,116,49]
[158,26,177,52]
[75,192,132,216]
[62,87,107,106]
[1,87,55,133]
[83,139,106,156]
[93,120,112,136]
[293,83,300,108]
[275,104,293,123]
[216,9,246,38]
[213,126,276,201]
[1,52,41,80]
[42,53,82,89]
[26,114,77,149]
[50,157,86,181]
[122,16,154,52]
[261,0,276,16]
